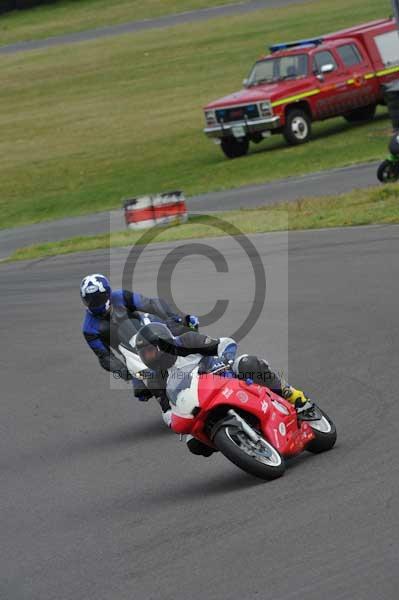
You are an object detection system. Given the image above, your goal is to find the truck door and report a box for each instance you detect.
[312,45,373,119]
[335,41,378,108]
[312,49,349,119]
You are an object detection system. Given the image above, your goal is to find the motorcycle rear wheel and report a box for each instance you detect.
[214,425,285,480]
[306,409,337,454]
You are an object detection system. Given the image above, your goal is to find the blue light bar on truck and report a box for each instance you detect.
[269,38,324,53]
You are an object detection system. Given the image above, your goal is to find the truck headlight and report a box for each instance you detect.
[205,110,216,125]
[260,101,272,116]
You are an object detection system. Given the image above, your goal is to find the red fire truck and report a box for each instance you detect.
[203,18,399,158]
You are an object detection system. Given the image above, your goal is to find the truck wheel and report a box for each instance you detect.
[344,104,376,123]
[221,137,249,159]
[283,109,311,145]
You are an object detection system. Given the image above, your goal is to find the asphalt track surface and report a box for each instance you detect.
[0,161,379,259]
[0,0,316,56]
[1,225,398,600]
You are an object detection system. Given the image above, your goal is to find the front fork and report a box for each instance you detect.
[386,153,399,164]
[209,409,261,443]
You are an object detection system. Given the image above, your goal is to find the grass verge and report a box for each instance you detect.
[0,0,242,46]
[7,185,399,262]
[0,0,392,229]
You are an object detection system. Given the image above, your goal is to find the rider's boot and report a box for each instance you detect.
[156,395,173,428]
[186,435,217,457]
[162,409,172,428]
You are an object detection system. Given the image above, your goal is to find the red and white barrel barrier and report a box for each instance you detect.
[124,191,188,230]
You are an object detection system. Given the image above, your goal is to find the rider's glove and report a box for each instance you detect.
[185,315,200,330]
[282,385,308,408]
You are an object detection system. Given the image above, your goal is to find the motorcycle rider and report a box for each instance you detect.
[135,322,312,455]
[80,274,199,416]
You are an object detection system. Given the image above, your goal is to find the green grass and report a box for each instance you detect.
[8,185,399,262]
[0,0,242,46]
[0,0,393,229]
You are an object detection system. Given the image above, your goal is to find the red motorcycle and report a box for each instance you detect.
[170,371,337,480]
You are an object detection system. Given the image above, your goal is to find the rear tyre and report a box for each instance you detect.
[344,104,376,123]
[214,425,285,480]
[306,409,337,454]
[221,136,249,159]
[283,109,311,145]
[377,159,399,183]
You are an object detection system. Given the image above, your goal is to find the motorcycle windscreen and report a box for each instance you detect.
[166,364,201,415]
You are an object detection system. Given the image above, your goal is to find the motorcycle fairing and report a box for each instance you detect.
[186,375,315,456]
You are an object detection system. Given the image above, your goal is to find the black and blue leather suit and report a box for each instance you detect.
[82,289,182,381]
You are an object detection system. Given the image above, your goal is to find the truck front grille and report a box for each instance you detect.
[215,104,259,123]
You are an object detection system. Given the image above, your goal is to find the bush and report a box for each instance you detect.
[0,0,15,14]
[0,0,58,14]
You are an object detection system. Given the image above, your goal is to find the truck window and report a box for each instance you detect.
[337,43,362,66]
[375,30,399,66]
[247,54,308,86]
[313,50,338,73]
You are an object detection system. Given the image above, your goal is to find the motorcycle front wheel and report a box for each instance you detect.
[214,425,285,480]
[377,160,399,183]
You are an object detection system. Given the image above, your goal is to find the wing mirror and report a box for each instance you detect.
[315,63,334,81]
[320,63,335,74]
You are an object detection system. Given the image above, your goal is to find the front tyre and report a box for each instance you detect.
[306,409,337,454]
[283,109,311,145]
[377,159,399,183]
[221,136,249,159]
[214,425,285,480]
